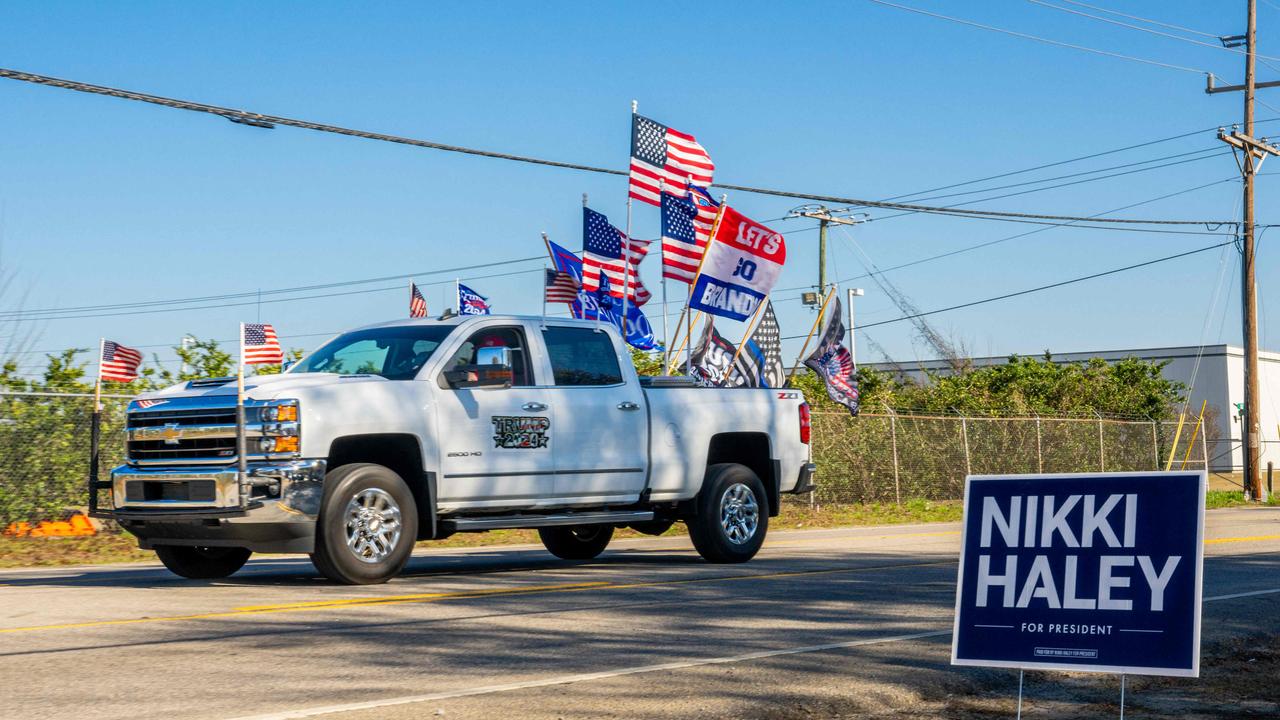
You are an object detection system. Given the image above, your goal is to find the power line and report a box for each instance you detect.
[1055,0,1222,39]
[865,0,1214,75]
[5,266,545,323]
[839,177,1240,285]
[0,255,544,320]
[783,239,1236,339]
[1028,1,1280,61]
[0,66,1235,227]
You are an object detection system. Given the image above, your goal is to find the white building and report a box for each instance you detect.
[864,344,1280,473]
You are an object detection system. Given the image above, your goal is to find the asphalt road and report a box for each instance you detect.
[2,508,1279,720]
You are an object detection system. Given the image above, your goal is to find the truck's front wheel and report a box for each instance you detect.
[310,463,418,585]
[538,525,614,560]
[687,463,769,563]
[155,545,251,579]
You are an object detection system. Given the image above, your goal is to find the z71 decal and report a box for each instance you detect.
[777,391,801,400]
[491,416,550,449]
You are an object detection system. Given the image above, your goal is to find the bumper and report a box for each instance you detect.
[789,463,817,494]
[106,459,325,554]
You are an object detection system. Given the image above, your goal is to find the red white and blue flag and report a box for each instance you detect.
[241,323,284,365]
[688,205,786,321]
[582,207,651,306]
[804,295,859,416]
[629,114,714,206]
[457,283,491,315]
[546,239,655,349]
[409,282,428,318]
[660,185,720,283]
[99,340,143,383]
[544,269,579,305]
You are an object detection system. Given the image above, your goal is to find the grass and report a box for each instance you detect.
[16,490,1278,570]
[0,499,966,569]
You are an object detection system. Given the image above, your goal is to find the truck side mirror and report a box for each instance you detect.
[476,346,511,368]
[444,364,513,389]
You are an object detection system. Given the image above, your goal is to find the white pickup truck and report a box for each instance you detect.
[104,315,815,583]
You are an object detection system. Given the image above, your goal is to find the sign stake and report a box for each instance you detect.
[1016,669,1024,720]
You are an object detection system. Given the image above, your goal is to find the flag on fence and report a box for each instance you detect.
[736,300,786,388]
[457,283,491,315]
[241,323,284,365]
[409,282,428,318]
[582,207,651,305]
[629,114,714,206]
[803,295,859,415]
[99,340,143,383]
[544,269,579,305]
[547,238,656,349]
[688,205,786,321]
[660,186,720,283]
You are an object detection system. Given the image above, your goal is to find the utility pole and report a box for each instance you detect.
[789,206,862,297]
[1209,0,1280,498]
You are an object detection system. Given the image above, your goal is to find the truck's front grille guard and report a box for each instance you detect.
[124,400,298,509]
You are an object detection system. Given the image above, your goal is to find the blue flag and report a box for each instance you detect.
[547,239,656,350]
[457,283,491,316]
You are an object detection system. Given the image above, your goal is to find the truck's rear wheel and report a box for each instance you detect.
[155,545,251,579]
[538,525,613,560]
[687,463,769,563]
[310,463,418,585]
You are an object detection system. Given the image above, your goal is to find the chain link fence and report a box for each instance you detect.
[807,410,1208,505]
[0,391,1210,524]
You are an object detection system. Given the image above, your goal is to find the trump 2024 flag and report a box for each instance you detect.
[688,206,786,321]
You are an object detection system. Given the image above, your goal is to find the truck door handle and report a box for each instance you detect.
[616,401,641,411]
[522,402,548,412]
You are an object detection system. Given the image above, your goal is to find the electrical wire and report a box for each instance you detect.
[1055,0,1221,39]
[865,0,1213,75]
[0,66,1235,227]
[0,255,545,320]
[783,239,1236,339]
[1028,1,1280,62]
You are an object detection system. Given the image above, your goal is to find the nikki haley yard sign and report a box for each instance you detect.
[952,472,1206,677]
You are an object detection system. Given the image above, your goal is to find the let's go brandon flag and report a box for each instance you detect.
[688,206,786,321]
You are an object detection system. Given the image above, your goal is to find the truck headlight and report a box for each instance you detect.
[262,403,298,422]
[259,436,300,454]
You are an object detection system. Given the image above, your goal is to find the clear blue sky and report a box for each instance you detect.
[1,0,1276,378]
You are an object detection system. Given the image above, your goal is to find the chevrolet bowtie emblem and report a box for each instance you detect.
[161,423,182,445]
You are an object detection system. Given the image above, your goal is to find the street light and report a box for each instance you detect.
[848,288,865,366]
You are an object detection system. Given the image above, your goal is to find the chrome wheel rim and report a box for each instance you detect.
[719,482,759,545]
[344,488,403,564]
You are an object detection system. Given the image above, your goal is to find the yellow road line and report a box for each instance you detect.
[0,561,952,635]
[1206,533,1280,545]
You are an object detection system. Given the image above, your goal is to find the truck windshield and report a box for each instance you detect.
[289,326,455,380]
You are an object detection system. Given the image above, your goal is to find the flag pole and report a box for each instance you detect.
[786,288,836,387]
[408,279,413,317]
[620,100,637,339]
[236,323,248,508]
[88,338,104,515]
[584,193,602,332]
[659,178,670,367]
[454,278,459,315]
[727,297,768,382]
[667,196,727,374]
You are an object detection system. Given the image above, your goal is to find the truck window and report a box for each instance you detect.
[290,325,454,380]
[445,327,534,386]
[542,327,623,386]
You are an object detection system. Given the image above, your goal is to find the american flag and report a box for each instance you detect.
[660,186,720,283]
[242,323,284,365]
[582,207,651,305]
[803,296,859,415]
[629,114,714,206]
[100,340,143,383]
[737,300,786,388]
[409,282,428,318]
[544,269,580,305]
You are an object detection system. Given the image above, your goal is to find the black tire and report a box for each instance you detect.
[538,525,614,560]
[155,545,251,579]
[687,463,769,564]
[310,463,419,585]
